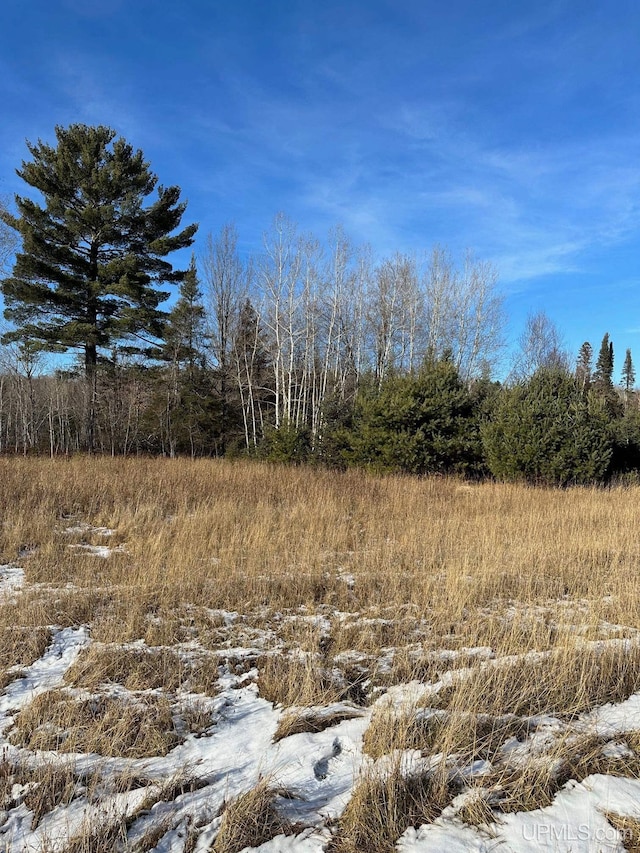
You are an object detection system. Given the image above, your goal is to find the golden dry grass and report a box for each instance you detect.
[9,689,180,758]
[330,763,456,853]
[0,625,51,688]
[1,456,638,630]
[606,813,640,852]
[257,653,344,708]
[64,644,219,695]
[0,626,51,669]
[212,782,293,853]
[4,457,640,843]
[273,706,364,742]
[54,815,130,853]
[362,705,529,762]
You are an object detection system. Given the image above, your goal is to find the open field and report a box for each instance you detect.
[2,458,640,851]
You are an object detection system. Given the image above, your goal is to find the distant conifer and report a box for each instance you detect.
[575,341,593,391]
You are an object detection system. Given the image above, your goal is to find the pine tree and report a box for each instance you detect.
[1,124,197,377]
[594,333,614,390]
[1,124,197,449]
[344,360,483,476]
[482,369,612,485]
[575,341,593,391]
[164,258,207,380]
[622,348,635,394]
[161,259,219,456]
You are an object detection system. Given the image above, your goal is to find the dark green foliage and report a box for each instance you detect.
[342,361,483,475]
[622,348,635,394]
[468,376,502,422]
[1,124,197,376]
[575,341,593,391]
[260,422,311,464]
[481,369,613,486]
[163,258,207,374]
[592,333,622,417]
[609,409,640,478]
[156,261,224,456]
[314,391,357,469]
[594,333,614,390]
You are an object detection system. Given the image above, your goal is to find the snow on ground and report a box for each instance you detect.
[2,562,640,851]
[399,775,640,852]
[0,564,25,599]
[0,626,90,732]
[67,542,125,558]
[63,523,115,537]
[63,521,124,557]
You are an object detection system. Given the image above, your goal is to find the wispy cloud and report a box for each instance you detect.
[3,0,640,363]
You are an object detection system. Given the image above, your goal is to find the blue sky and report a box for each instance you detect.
[1,0,640,373]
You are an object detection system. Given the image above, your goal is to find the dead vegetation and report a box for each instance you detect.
[423,642,640,718]
[3,458,640,847]
[273,705,364,742]
[606,812,640,852]
[330,763,457,853]
[0,758,85,829]
[256,653,344,709]
[9,689,180,758]
[212,782,293,853]
[64,644,219,695]
[0,626,51,669]
[362,705,530,762]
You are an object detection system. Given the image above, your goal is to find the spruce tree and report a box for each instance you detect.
[161,259,219,456]
[594,333,614,390]
[343,360,483,476]
[593,332,621,416]
[622,348,635,394]
[1,124,197,377]
[575,341,593,391]
[482,368,612,486]
[163,258,207,380]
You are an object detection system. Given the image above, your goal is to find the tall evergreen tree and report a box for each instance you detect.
[622,348,635,394]
[232,298,271,451]
[1,124,197,376]
[202,224,247,450]
[575,341,593,392]
[163,258,207,379]
[161,259,220,456]
[593,332,621,416]
[594,333,614,390]
[1,124,197,449]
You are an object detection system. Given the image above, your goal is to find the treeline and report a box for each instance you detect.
[1,289,639,486]
[1,124,638,485]
[0,211,507,458]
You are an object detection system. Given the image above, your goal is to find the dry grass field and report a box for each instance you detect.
[2,457,640,851]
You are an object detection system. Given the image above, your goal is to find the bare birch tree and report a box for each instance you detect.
[509,310,569,382]
[258,214,304,428]
[422,246,504,380]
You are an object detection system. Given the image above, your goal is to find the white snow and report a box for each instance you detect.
[63,523,115,536]
[0,626,90,729]
[3,558,640,851]
[67,543,125,558]
[0,564,25,599]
